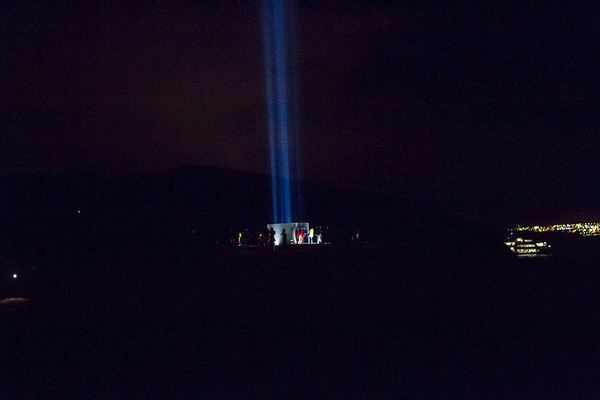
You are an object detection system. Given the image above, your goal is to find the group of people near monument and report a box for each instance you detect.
[278,226,324,245]
[292,227,319,244]
[235,226,326,247]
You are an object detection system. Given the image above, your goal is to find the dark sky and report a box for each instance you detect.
[1,1,598,224]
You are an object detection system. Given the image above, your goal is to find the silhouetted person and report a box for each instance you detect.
[268,227,276,248]
[281,229,287,245]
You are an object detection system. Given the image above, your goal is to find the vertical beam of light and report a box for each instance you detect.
[262,0,301,224]
[263,3,280,223]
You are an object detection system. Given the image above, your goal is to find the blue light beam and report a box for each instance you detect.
[262,0,303,224]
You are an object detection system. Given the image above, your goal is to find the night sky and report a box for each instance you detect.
[1,2,598,225]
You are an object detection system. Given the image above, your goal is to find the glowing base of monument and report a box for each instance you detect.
[267,222,310,246]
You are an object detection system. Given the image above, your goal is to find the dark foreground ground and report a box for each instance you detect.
[2,243,600,399]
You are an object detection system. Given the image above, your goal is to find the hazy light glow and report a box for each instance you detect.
[262,0,302,223]
[12,273,17,279]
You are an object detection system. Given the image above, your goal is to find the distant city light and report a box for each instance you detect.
[0,298,29,304]
[507,221,600,258]
[514,222,600,236]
